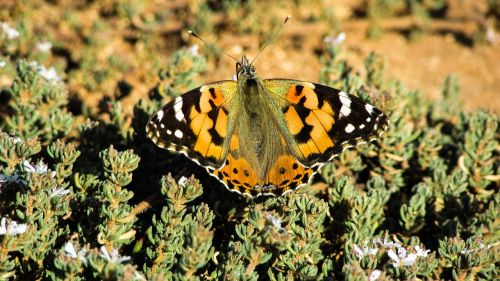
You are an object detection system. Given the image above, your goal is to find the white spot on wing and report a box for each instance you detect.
[360,124,365,129]
[366,117,371,122]
[157,110,164,121]
[160,124,165,128]
[167,129,172,135]
[174,129,183,138]
[341,105,351,117]
[339,92,351,117]
[174,97,184,121]
[345,123,355,133]
[365,103,374,114]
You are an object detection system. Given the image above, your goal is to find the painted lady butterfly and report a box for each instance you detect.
[146,53,389,197]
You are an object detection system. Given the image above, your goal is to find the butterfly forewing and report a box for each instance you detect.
[146,81,237,169]
[264,79,389,167]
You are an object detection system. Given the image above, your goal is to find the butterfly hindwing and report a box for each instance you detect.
[264,79,389,167]
[212,134,316,197]
[146,81,237,169]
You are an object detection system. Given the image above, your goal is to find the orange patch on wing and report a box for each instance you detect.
[206,143,223,159]
[199,88,224,112]
[210,88,225,106]
[321,101,334,115]
[312,109,334,130]
[305,112,334,153]
[192,113,214,156]
[305,139,320,154]
[284,106,304,135]
[189,107,204,133]
[230,134,239,151]
[286,86,301,104]
[266,155,305,181]
[280,135,287,145]
[199,96,213,113]
[214,154,258,192]
[298,142,312,158]
[286,85,319,109]
[302,88,319,109]
[215,109,228,137]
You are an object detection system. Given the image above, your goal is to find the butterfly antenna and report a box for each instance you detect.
[250,15,291,65]
[188,30,239,62]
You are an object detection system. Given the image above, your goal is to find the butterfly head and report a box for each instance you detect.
[236,55,257,80]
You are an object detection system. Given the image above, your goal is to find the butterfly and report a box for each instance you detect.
[146,55,389,198]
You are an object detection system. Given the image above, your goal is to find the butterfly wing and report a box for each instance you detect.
[264,79,389,167]
[147,78,389,198]
[146,81,237,169]
[212,133,317,197]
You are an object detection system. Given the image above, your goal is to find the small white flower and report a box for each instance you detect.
[369,269,382,281]
[24,160,48,174]
[28,61,62,83]
[402,253,417,266]
[0,217,27,235]
[64,241,78,258]
[28,61,40,68]
[368,247,378,255]
[64,242,88,264]
[265,214,287,234]
[324,32,346,46]
[266,214,282,228]
[0,61,5,68]
[36,41,52,52]
[39,67,61,82]
[353,243,378,260]
[50,187,70,197]
[178,176,188,186]
[459,243,492,255]
[377,237,401,249]
[387,249,400,267]
[187,44,199,55]
[353,244,364,259]
[1,22,20,39]
[486,27,498,46]
[414,245,430,257]
[397,247,406,257]
[100,246,131,264]
[388,247,421,268]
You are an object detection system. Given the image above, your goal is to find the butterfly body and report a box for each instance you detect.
[147,55,389,197]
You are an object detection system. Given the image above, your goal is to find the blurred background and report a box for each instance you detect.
[0,0,498,114]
